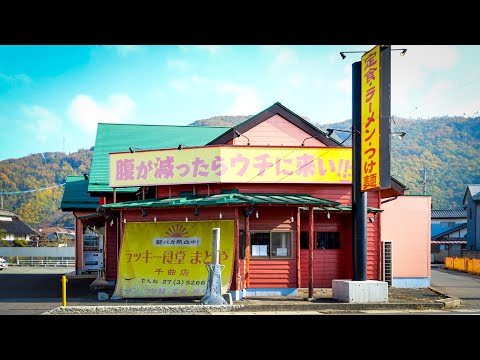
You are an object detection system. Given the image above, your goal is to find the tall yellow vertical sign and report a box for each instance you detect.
[361,45,381,192]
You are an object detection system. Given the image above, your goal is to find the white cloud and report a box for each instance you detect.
[193,45,222,55]
[191,75,208,85]
[214,82,261,115]
[287,73,304,88]
[167,59,189,72]
[396,45,458,70]
[336,64,352,93]
[108,45,144,57]
[223,93,261,116]
[273,48,298,67]
[169,75,209,93]
[167,74,261,115]
[169,78,191,93]
[68,94,136,135]
[0,73,32,84]
[392,45,459,115]
[424,80,452,107]
[22,105,62,143]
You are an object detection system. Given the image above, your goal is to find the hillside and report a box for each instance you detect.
[0,149,93,229]
[322,116,480,208]
[0,115,478,229]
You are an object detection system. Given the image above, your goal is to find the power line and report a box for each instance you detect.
[0,183,66,195]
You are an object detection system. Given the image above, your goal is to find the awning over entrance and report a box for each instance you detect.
[76,212,104,220]
[100,193,342,210]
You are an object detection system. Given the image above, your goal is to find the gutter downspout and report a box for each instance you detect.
[381,196,398,204]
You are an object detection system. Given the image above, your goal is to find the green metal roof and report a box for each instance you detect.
[88,123,230,194]
[61,175,100,211]
[101,193,341,210]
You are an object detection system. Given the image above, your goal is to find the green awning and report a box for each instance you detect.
[101,193,341,210]
[76,212,104,220]
[60,175,100,211]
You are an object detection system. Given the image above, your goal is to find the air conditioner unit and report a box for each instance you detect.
[381,240,393,286]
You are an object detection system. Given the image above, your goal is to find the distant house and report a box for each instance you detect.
[463,184,480,250]
[431,223,467,263]
[38,226,75,243]
[0,209,37,242]
[431,209,467,237]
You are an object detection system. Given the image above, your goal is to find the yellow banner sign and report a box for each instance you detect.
[361,45,381,192]
[113,220,234,298]
[109,146,352,187]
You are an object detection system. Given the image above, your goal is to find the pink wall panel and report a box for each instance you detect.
[381,195,431,278]
[233,114,327,147]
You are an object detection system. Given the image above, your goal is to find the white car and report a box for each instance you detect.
[0,257,7,270]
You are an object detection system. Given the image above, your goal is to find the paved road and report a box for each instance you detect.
[430,264,480,312]
[2,265,480,315]
[0,266,93,315]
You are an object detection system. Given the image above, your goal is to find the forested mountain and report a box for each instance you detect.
[1,115,478,229]
[0,149,93,229]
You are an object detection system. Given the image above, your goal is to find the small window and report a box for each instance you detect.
[251,231,270,257]
[300,231,309,249]
[251,231,292,258]
[316,232,340,249]
[239,230,246,260]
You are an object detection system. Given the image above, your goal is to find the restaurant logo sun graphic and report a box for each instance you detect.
[153,224,202,246]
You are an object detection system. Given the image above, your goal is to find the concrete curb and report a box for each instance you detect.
[429,286,462,309]
[42,304,246,315]
[234,302,446,312]
[42,301,447,315]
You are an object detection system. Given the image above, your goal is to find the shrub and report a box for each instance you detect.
[13,239,28,247]
[0,240,12,247]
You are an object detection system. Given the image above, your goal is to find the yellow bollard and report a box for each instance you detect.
[61,275,68,306]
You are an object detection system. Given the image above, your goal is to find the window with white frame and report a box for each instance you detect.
[250,231,292,258]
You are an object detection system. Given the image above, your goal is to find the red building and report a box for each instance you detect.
[62,102,405,299]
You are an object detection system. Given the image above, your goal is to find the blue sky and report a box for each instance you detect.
[0,45,478,161]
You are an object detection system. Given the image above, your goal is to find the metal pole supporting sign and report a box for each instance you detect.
[200,228,228,305]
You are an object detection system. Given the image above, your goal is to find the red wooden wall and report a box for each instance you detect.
[104,182,382,288]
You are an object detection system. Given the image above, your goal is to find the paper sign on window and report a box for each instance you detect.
[252,245,268,256]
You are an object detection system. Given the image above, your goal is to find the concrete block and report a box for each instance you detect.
[98,292,110,301]
[332,280,388,303]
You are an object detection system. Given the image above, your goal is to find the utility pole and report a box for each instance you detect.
[418,165,432,195]
[0,195,3,210]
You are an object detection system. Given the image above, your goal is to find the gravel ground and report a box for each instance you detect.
[387,287,447,303]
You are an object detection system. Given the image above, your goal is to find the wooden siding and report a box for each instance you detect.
[299,212,350,287]
[300,249,345,287]
[105,182,383,287]
[246,207,297,288]
[157,183,353,203]
[105,219,118,281]
[249,259,297,288]
[233,114,327,147]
